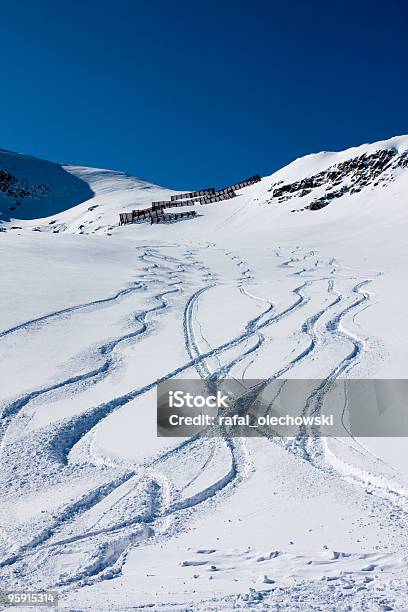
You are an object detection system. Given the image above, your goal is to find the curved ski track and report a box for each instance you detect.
[0,243,392,595]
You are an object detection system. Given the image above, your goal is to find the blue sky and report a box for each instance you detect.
[1,0,407,189]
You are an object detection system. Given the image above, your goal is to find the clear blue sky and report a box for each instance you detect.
[1,0,407,189]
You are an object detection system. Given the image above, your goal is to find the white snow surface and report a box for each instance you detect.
[1,135,408,610]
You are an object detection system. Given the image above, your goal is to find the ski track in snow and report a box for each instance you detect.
[1,241,404,608]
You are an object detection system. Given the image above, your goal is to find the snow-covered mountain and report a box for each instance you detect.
[1,135,408,611]
[1,134,408,238]
[0,148,94,222]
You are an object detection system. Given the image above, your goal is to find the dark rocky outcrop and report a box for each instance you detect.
[268,148,408,212]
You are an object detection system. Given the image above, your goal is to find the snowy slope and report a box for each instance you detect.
[1,134,407,236]
[0,149,94,222]
[0,149,176,232]
[1,136,408,611]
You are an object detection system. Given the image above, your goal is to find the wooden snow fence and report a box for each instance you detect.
[216,174,261,195]
[170,188,215,201]
[119,174,261,225]
[119,209,156,224]
[150,211,197,224]
[151,190,237,211]
[120,208,197,225]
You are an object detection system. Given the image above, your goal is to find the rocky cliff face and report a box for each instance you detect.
[267,148,408,211]
[0,169,50,213]
[0,149,94,221]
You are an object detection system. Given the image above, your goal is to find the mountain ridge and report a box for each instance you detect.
[1,134,407,235]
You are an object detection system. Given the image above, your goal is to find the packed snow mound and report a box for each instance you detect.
[0,149,94,221]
